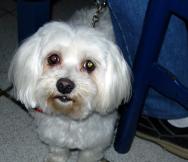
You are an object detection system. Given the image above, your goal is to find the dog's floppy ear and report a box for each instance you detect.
[8,35,42,108]
[96,42,132,114]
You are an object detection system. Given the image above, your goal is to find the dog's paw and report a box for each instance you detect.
[45,148,70,162]
[45,153,66,162]
[100,158,110,162]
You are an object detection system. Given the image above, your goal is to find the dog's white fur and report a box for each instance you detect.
[9,8,131,162]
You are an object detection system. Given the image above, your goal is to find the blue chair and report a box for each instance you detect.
[17,0,51,43]
[114,0,188,153]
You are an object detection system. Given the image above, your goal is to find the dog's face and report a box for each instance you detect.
[9,22,131,120]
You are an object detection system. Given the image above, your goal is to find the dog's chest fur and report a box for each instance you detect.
[34,112,117,150]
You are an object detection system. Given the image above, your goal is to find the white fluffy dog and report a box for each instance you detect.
[9,8,131,162]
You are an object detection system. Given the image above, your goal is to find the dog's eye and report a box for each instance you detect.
[82,60,95,73]
[47,54,61,66]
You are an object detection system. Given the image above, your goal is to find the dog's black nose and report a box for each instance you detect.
[56,78,75,94]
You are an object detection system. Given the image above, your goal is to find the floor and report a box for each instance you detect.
[0,0,187,162]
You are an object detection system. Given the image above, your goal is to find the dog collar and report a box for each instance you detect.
[34,107,43,113]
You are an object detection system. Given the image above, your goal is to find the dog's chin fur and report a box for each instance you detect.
[9,7,132,162]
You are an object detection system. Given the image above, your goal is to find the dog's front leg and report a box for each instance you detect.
[78,148,108,162]
[45,147,70,162]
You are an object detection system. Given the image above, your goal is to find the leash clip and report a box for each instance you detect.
[91,0,107,27]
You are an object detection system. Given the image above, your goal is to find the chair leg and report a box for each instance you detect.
[17,0,51,43]
[114,84,149,153]
[150,64,188,109]
[114,0,171,153]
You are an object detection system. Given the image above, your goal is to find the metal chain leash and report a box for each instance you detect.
[91,0,108,27]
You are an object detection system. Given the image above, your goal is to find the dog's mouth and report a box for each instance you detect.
[54,95,74,103]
